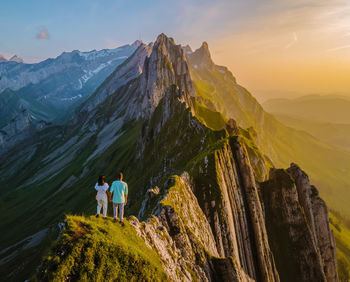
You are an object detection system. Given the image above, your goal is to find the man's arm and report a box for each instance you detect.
[108,183,113,202]
[124,183,128,203]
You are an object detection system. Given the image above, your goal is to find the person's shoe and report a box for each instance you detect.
[95,214,100,218]
[113,218,117,222]
[103,217,107,220]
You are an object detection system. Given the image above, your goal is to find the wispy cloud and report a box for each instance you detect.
[285,32,298,49]
[327,44,350,52]
[104,38,122,49]
[36,28,50,40]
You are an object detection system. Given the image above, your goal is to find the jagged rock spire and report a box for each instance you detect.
[187,41,214,68]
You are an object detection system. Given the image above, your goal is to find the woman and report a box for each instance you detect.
[95,175,109,218]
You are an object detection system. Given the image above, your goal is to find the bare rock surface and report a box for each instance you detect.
[261,165,338,282]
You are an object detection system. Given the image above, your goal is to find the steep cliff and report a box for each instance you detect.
[261,165,338,282]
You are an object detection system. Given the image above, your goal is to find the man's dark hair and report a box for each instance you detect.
[118,172,123,180]
[98,175,105,186]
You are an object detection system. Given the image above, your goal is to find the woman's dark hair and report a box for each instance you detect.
[98,175,105,186]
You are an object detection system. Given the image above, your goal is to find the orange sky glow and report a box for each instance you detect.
[208,0,350,101]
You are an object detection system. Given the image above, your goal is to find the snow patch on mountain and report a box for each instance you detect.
[78,57,128,88]
[61,94,82,101]
[78,48,129,60]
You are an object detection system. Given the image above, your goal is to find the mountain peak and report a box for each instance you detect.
[131,40,142,47]
[155,33,176,46]
[0,54,7,63]
[182,45,193,55]
[9,55,24,63]
[201,41,209,51]
[187,41,213,68]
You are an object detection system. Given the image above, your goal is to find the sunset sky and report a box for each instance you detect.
[1,0,349,101]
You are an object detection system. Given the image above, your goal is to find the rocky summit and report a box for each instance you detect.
[0,34,339,281]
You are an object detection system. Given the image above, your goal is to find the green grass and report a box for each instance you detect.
[193,100,227,131]
[36,215,168,281]
[329,212,350,281]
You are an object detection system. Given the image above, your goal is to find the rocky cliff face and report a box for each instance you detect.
[0,109,50,153]
[287,163,338,281]
[261,164,338,282]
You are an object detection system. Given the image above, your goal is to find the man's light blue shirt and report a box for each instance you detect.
[110,180,128,204]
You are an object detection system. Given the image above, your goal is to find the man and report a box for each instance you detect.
[109,172,128,225]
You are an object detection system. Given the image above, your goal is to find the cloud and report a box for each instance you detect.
[285,32,298,49]
[327,44,350,52]
[104,38,123,49]
[36,28,50,40]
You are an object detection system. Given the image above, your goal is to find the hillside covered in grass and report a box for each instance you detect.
[329,212,350,281]
[36,215,168,281]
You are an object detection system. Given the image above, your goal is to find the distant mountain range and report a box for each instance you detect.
[0,41,140,152]
[0,54,24,63]
[271,113,350,151]
[263,95,350,151]
[263,95,350,124]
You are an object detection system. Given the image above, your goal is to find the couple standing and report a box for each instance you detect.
[95,172,128,225]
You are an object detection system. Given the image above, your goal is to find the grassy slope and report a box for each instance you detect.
[329,213,350,281]
[36,215,167,281]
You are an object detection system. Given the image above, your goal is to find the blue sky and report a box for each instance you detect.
[0,0,261,62]
[1,0,350,99]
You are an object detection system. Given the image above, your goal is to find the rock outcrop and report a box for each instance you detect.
[261,165,338,282]
[126,33,195,119]
[0,109,50,153]
[189,137,279,281]
[287,163,338,281]
[131,173,254,282]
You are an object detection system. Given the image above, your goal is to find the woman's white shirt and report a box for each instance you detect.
[95,183,109,201]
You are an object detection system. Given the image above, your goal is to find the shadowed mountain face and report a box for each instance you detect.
[0,34,340,281]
